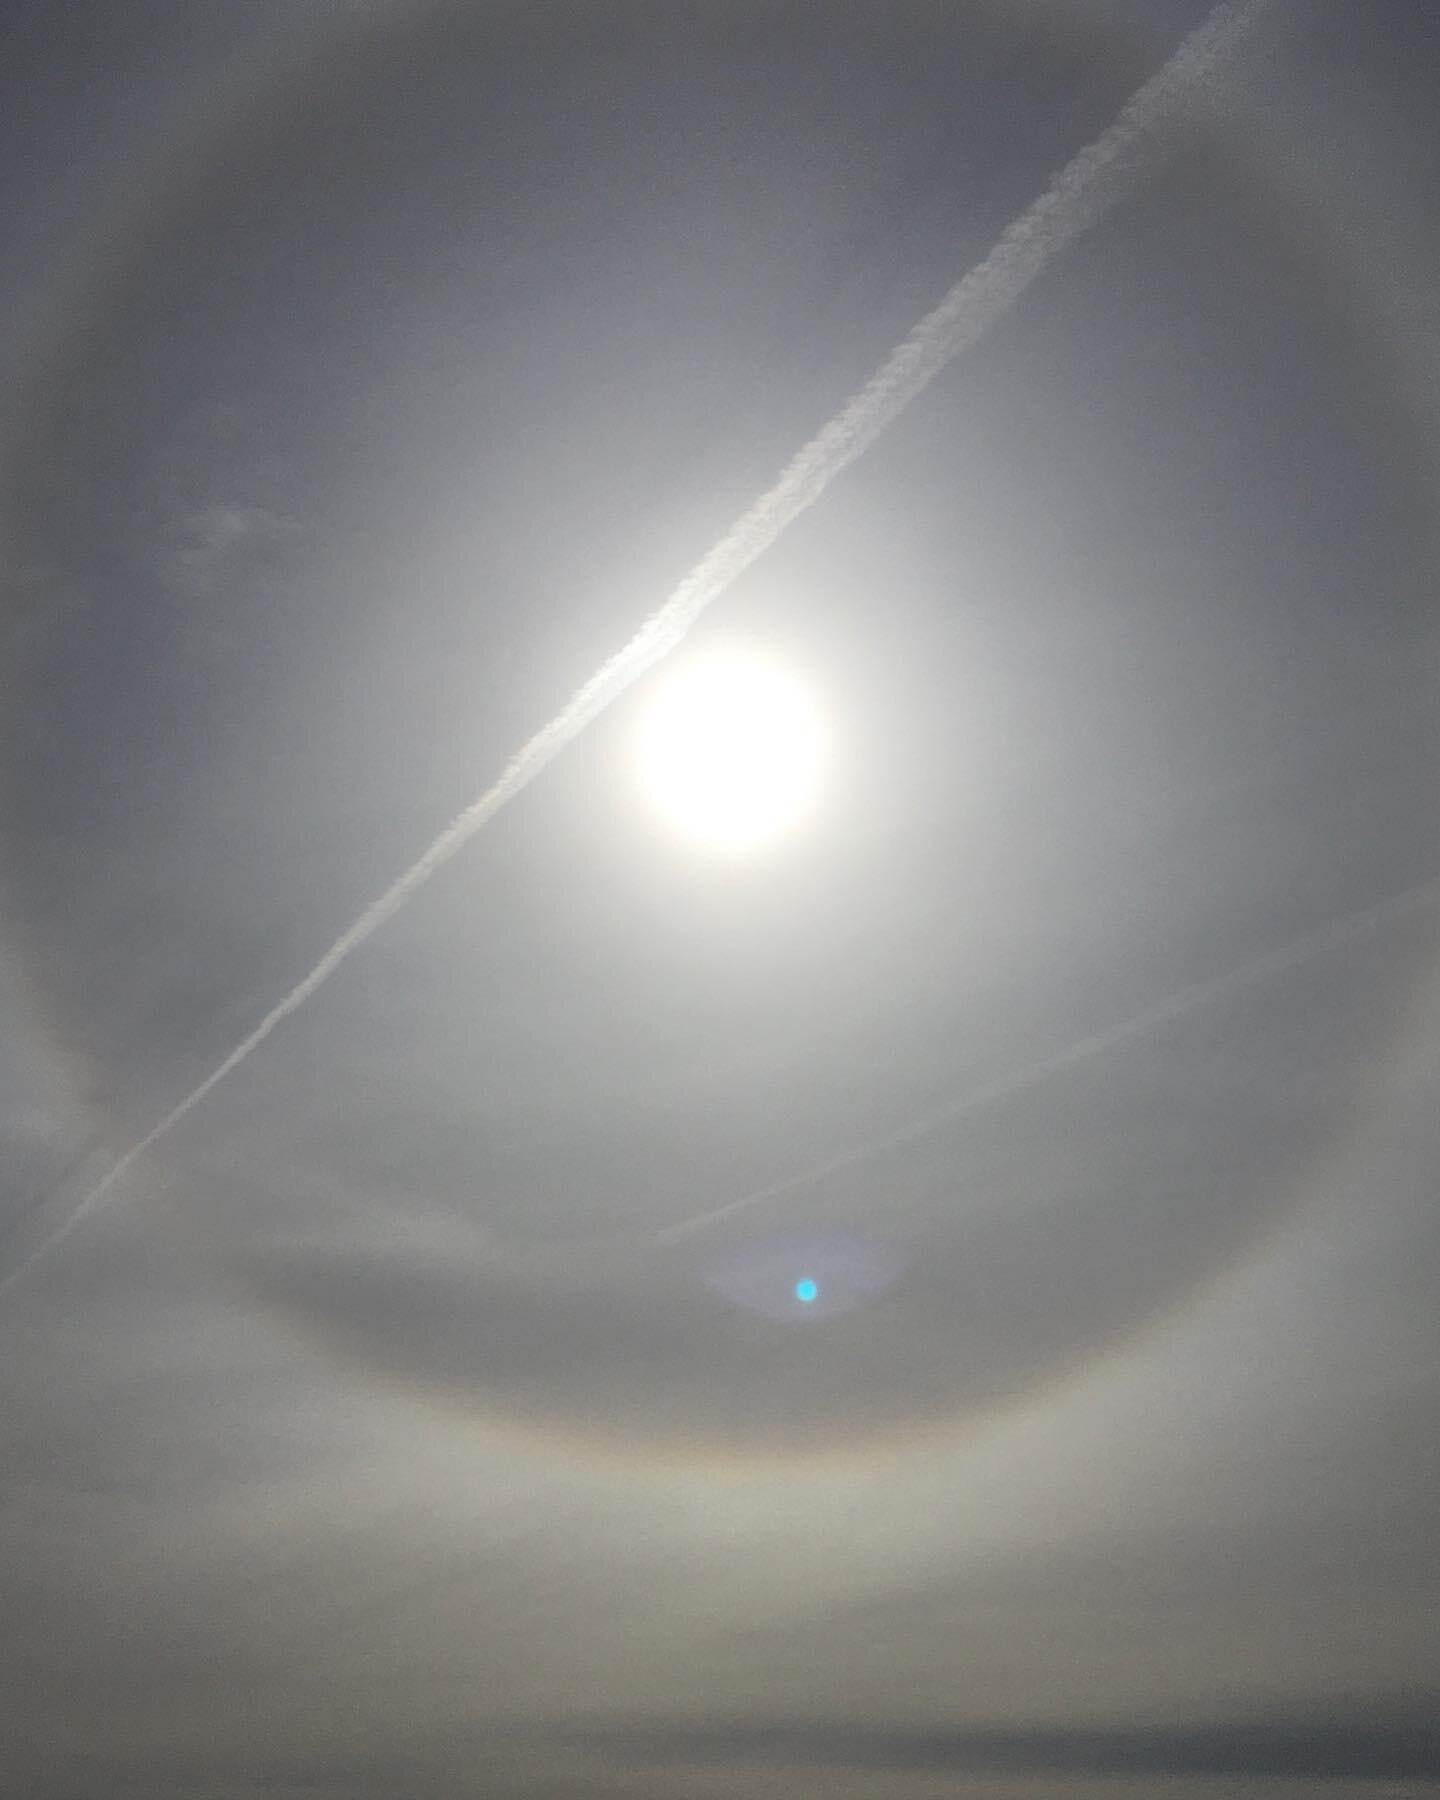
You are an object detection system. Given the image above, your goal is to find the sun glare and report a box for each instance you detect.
[632,650,826,853]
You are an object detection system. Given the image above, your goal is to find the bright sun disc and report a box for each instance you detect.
[632,651,826,853]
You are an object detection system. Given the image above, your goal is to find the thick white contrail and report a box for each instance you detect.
[1,0,1280,1292]
[655,877,1440,1246]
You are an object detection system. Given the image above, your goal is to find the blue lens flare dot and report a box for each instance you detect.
[794,1277,819,1305]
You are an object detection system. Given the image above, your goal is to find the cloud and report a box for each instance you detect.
[162,499,294,599]
[0,0,1284,1297]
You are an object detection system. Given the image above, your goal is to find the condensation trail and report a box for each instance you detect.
[0,0,1281,1293]
[654,877,1440,1246]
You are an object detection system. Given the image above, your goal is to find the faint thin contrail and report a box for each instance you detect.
[1,0,1280,1292]
[654,877,1440,1246]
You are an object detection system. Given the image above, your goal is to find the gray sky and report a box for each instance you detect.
[3,2,1439,1794]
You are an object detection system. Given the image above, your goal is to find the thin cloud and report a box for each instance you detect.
[655,875,1440,1245]
[0,0,1281,1294]
[163,500,294,598]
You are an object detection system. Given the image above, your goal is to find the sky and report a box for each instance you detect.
[2,1,1440,1795]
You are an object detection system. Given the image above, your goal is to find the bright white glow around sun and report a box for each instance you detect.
[632,650,827,853]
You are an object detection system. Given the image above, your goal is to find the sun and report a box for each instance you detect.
[631,649,827,853]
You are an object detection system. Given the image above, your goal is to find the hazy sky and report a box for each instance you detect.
[3,2,1440,1795]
